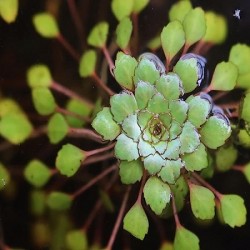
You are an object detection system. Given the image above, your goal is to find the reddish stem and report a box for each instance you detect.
[68,127,103,142]
[102,45,115,73]
[131,13,139,55]
[232,165,244,172]
[136,170,147,203]
[56,34,80,61]
[92,72,115,96]
[51,81,93,107]
[105,186,131,250]
[71,164,116,199]
[85,143,115,158]
[171,191,181,228]
[84,152,114,165]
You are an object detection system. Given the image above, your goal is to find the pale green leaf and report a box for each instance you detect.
[111,0,134,21]
[79,50,97,77]
[0,0,18,23]
[87,22,109,48]
[116,17,133,49]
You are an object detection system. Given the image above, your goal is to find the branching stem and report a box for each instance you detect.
[92,72,115,96]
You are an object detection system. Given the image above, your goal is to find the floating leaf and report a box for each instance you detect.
[24,160,51,188]
[220,194,246,227]
[33,12,59,38]
[56,144,85,177]
[115,134,139,161]
[110,91,138,123]
[173,58,199,93]
[147,93,168,114]
[183,7,206,47]
[215,144,237,172]
[229,44,250,75]
[47,113,69,144]
[189,184,215,220]
[65,99,92,128]
[174,226,200,250]
[27,64,52,88]
[79,50,97,77]
[32,87,56,115]
[211,62,238,91]
[92,107,121,140]
[111,0,134,21]
[200,116,231,149]
[169,100,188,124]
[132,0,149,13]
[240,93,250,123]
[87,22,109,48]
[203,12,227,44]
[113,52,137,90]
[168,0,192,22]
[0,163,10,190]
[47,191,72,211]
[182,143,208,171]
[0,0,18,23]
[123,202,149,240]
[161,21,185,63]
[0,113,33,144]
[143,176,171,215]
[116,17,133,49]
[66,230,88,250]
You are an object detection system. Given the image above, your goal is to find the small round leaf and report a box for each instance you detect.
[143,176,171,215]
[189,183,215,220]
[111,0,134,21]
[27,64,52,88]
[0,0,18,23]
[66,230,88,250]
[92,107,121,141]
[30,190,46,216]
[123,203,149,240]
[24,160,51,188]
[220,194,247,227]
[116,17,133,49]
[32,87,56,115]
[132,0,149,14]
[240,93,250,123]
[56,144,85,177]
[87,22,109,48]
[47,191,72,211]
[79,50,97,77]
[33,12,59,38]
[168,1,192,22]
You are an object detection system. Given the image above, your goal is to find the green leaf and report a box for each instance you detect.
[66,230,88,250]
[229,44,250,75]
[182,143,208,171]
[79,50,97,77]
[99,190,115,213]
[200,115,231,149]
[238,129,250,148]
[220,194,246,227]
[169,100,188,124]
[174,226,200,250]
[0,0,18,23]
[0,163,10,190]
[135,81,156,109]
[123,203,149,240]
[132,0,149,13]
[156,73,183,100]
[113,52,138,90]
[147,35,161,51]
[116,17,133,49]
[158,159,182,184]
[0,98,23,117]
[119,160,143,184]
[56,144,85,177]
[65,98,92,128]
[203,12,227,44]
[143,154,165,175]
[111,0,134,21]
[92,107,121,140]
[24,160,51,188]
[32,87,56,115]
[162,138,181,160]
[134,58,160,85]
[183,7,206,46]
[211,62,238,91]
[189,184,215,220]
[173,58,199,93]
[147,93,168,114]
[236,72,250,89]
[243,162,250,183]
[168,0,192,22]
[115,134,139,161]
[47,113,69,144]
[122,114,141,141]
[87,22,109,48]
[143,176,171,215]
[161,21,185,63]
[47,191,72,211]
[138,138,156,157]
[180,121,200,154]
[33,12,59,38]
[0,113,33,144]
[187,95,211,128]
[30,190,46,216]
[240,93,250,122]
[215,144,237,172]
[110,91,138,123]
[160,241,173,250]
[27,64,52,88]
